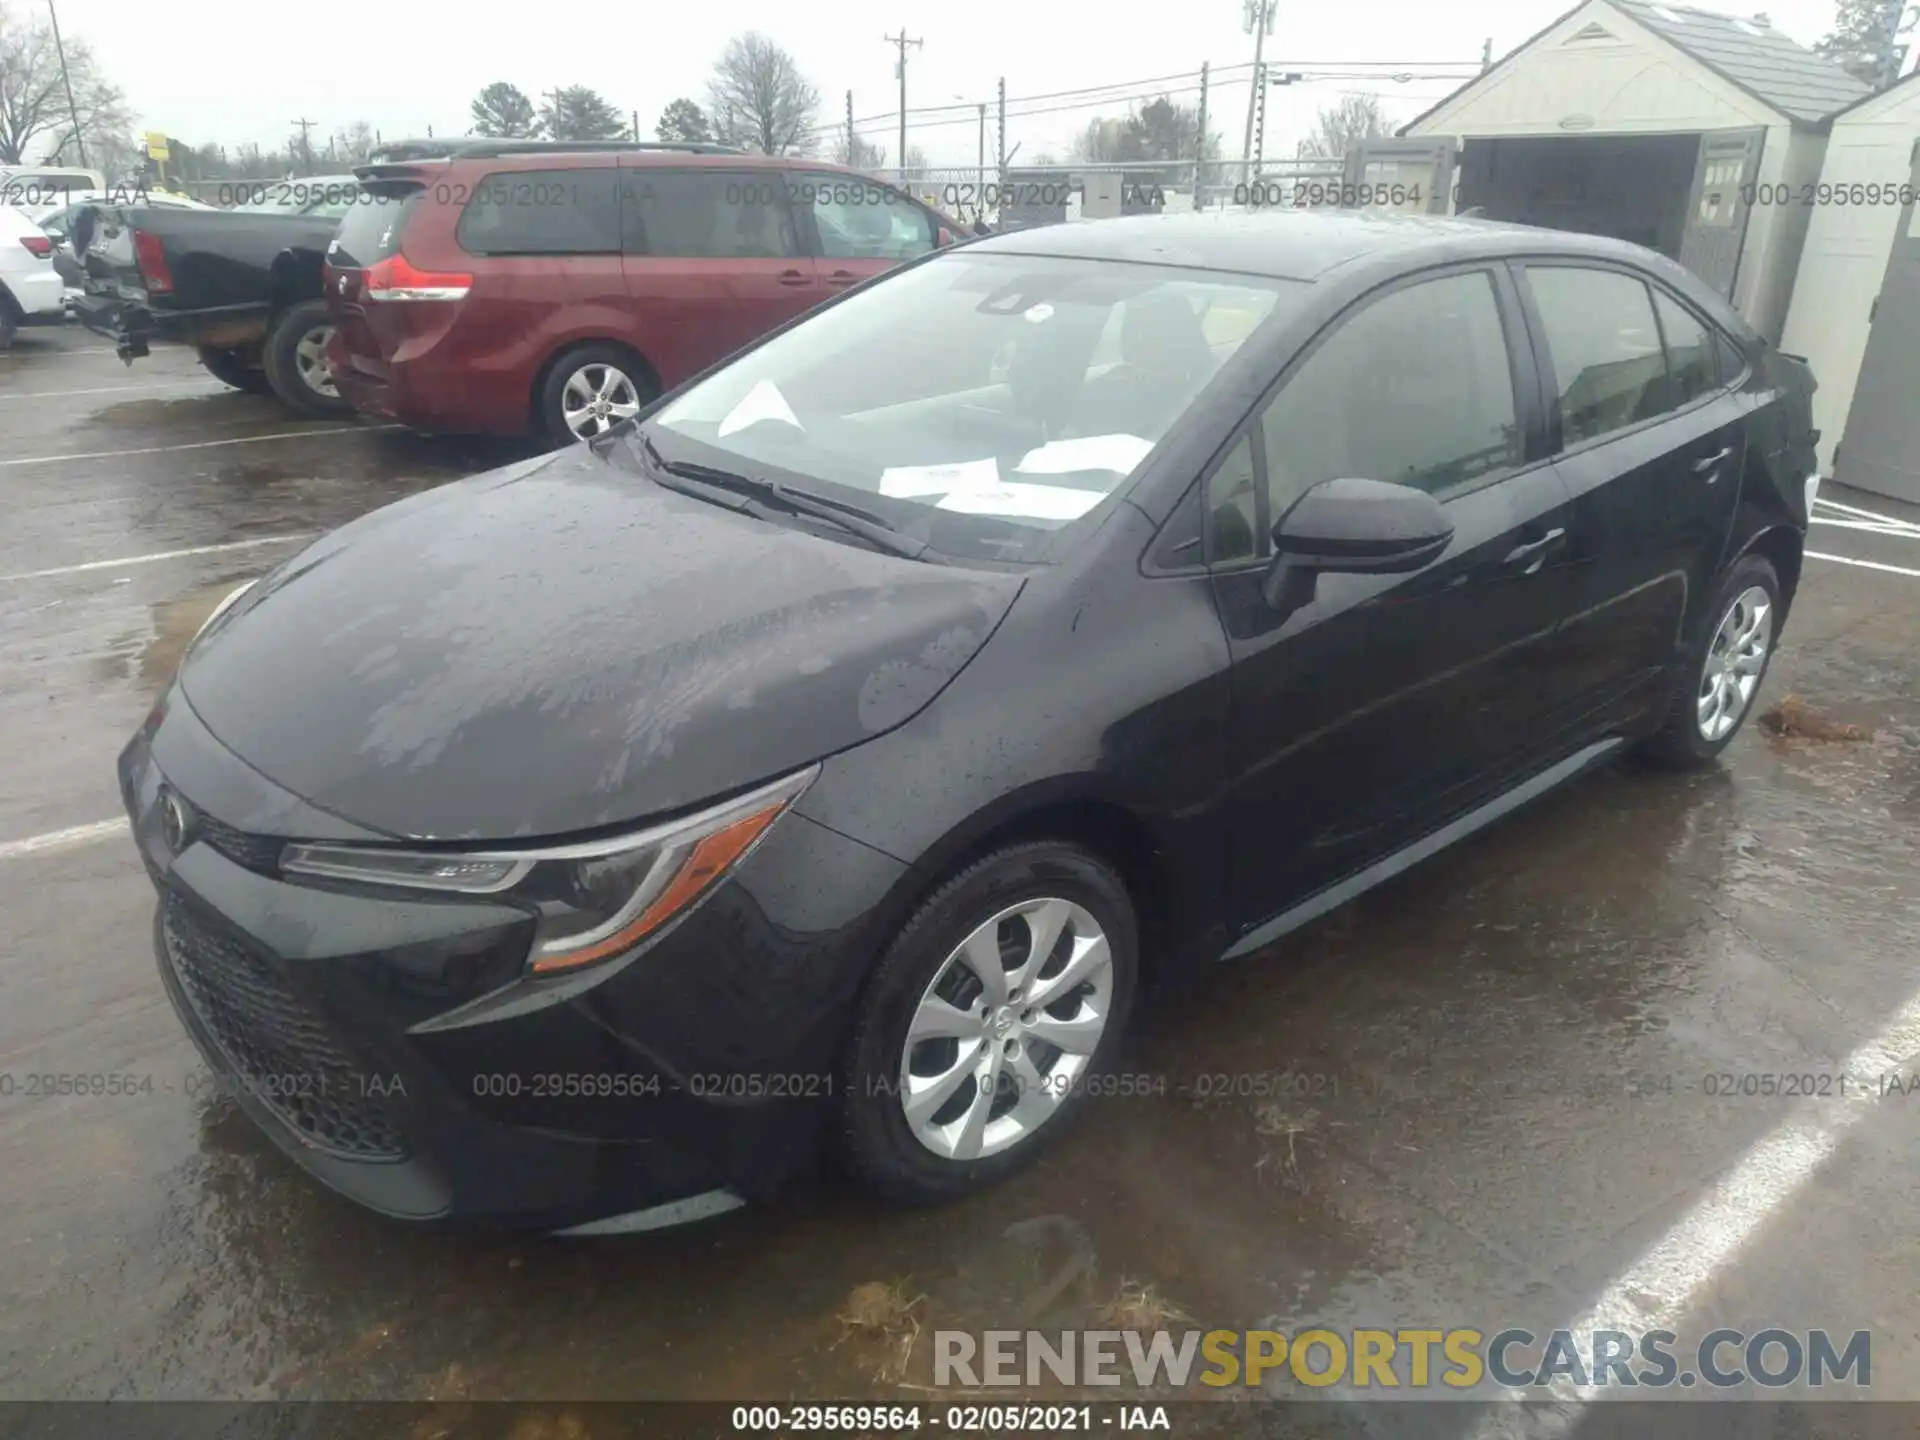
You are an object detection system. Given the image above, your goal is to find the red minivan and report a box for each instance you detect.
[323,141,961,445]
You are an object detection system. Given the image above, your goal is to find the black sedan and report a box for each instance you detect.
[119,210,1820,1233]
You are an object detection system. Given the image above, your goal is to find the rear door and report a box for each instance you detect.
[1342,137,1456,215]
[620,165,820,386]
[323,185,423,375]
[1833,142,1920,504]
[787,170,940,294]
[1519,262,1746,723]
[1677,129,1765,299]
[1211,264,1578,922]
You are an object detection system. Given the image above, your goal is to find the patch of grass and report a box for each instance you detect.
[1094,1278,1194,1332]
[835,1279,928,1385]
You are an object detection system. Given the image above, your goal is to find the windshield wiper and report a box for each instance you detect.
[638,433,935,562]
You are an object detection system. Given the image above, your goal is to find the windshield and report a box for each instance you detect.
[650,251,1303,563]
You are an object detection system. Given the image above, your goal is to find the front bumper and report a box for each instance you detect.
[120,686,908,1230]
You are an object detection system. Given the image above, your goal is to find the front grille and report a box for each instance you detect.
[161,893,408,1162]
[194,812,284,875]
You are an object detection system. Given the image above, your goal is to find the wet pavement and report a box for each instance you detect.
[3,324,1920,1429]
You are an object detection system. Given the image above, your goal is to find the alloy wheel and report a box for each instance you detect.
[1698,584,1772,742]
[294,325,338,400]
[898,896,1114,1161]
[561,363,642,440]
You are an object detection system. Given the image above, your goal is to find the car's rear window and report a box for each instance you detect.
[330,191,421,267]
[455,168,621,256]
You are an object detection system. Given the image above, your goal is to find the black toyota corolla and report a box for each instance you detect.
[120,210,1820,1233]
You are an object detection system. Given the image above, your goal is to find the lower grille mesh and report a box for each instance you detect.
[161,893,408,1161]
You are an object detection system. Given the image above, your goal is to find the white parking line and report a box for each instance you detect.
[0,380,221,402]
[0,818,129,863]
[1810,517,1920,538]
[0,423,400,468]
[1807,550,1920,579]
[1813,497,1920,533]
[0,533,314,584]
[1466,984,1920,1434]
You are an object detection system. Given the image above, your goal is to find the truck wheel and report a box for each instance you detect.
[261,301,350,418]
[197,346,271,395]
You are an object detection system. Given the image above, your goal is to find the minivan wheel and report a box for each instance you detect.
[1641,554,1781,768]
[541,345,654,446]
[261,300,350,418]
[839,841,1138,1204]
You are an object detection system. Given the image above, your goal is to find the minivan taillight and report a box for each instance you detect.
[364,253,471,302]
[18,234,53,259]
[132,228,172,294]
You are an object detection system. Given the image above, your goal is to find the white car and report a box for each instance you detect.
[0,202,65,345]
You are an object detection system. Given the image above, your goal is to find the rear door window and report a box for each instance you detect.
[329,192,420,268]
[1526,266,1671,446]
[623,168,802,258]
[1650,288,1721,408]
[456,168,622,256]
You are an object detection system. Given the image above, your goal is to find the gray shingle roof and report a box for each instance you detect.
[1610,0,1872,123]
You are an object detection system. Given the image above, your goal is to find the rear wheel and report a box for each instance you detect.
[838,841,1138,1205]
[539,344,654,447]
[1641,553,1781,768]
[261,300,350,418]
[197,345,271,395]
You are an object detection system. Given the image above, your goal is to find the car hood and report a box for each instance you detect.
[180,444,1024,841]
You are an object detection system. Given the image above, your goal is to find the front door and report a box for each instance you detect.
[1210,265,1578,928]
[1677,129,1765,299]
[1519,262,1746,721]
[619,165,822,388]
[1834,141,1920,504]
[788,172,940,295]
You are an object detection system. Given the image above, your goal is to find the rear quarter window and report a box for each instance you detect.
[456,169,621,256]
[329,192,420,267]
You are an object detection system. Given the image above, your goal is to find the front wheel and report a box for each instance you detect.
[838,841,1138,1205]
[1641,553,1781,767]
[261,300,350,418]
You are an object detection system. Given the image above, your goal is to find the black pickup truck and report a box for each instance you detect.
[70,178,402,417]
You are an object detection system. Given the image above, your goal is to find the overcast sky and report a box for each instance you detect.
[65,0,1848,167]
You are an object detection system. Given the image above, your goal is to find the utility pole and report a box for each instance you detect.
[977,102,987,200]
[47,0,88,166]
[997,76,1007,182]
[291,116,316,173]
[632,110,640,143]
[1195,61,1210,202]
[1240,0,1276,169]
[1481,36,1494,70]
[1251,63,1269,172]
[847,90,856,165]
[884,29,922,175]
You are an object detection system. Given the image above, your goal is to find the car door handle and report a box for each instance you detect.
[825,270,860,285]
[1502,528,1566,570]
[1693,446,1733,475]
[777,270,811,287]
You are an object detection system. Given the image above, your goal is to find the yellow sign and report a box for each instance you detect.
[144,132,170,162]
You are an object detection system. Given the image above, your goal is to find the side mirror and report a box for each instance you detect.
[1260,477,1454,612]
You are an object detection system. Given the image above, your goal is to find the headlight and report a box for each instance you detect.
[281,765,818,975]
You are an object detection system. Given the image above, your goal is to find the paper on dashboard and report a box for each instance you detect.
[877,459,1001,498]
[717,379,804,438]
[1013,434,1155,475]
[935,482,1106,520]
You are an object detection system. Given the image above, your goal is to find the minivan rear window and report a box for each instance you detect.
[330,191,421,268]
[455,169,621,256]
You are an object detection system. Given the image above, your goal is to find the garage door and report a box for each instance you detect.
[1835,141,1920,504]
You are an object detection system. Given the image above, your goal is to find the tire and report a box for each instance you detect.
[538,344,655,448]
[1640,553,1781,768]
[839,841,1139,1205]
[261,300,350,418]
[197,345,271,395]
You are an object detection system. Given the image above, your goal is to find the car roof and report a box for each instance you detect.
[965,208,1686,283]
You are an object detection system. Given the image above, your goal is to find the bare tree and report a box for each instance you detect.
[0,0,131,166]
[1815,0,1913,86]
[1294,94,1387,161]
[843,132,884,168]
[706,32,820,155]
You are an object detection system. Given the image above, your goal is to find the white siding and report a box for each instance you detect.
[1735,124,1828,340]
[1407,0,1776,137]
[1779,80,1920,474]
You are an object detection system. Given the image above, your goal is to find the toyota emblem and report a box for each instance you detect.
[159,788,195,854]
